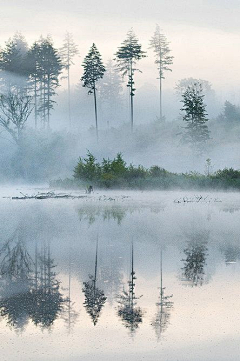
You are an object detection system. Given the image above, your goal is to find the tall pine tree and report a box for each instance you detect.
[149,25,173,121]
[60,32,79,128]
[115,29,146,132]
[81,43,105,140]
[27,37,62,128]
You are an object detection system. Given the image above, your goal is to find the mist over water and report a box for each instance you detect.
[0,191,240,361]
[1,2,240,360]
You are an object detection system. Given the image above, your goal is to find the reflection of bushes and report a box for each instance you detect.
[52,151,240,190]
[78,204,128,225]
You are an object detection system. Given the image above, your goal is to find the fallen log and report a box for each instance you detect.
[11,191,87,200]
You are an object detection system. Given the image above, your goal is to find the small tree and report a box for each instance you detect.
[115,29,146,132]
[81,44,105,140]
[60,32,79,128]
[149,25,173,121]
[0,91,33,144]
[181,82,210,152]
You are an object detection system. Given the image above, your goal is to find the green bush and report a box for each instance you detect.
[56,152,240,191]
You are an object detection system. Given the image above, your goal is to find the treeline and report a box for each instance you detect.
[51,152,240,190]
[0,27,174,141]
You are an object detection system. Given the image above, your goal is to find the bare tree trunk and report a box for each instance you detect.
[93,86,98,141]
[67,55,71,129]
[34,77,37,129]
[130,61,134,132]
[47,76,50,129]
[160,74,162,121]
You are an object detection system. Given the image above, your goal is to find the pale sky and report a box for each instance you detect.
[0,0,240,96]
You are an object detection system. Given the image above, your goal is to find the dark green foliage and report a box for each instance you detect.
[26,37,62,128]
[81,43,105,138]
[73,151,101,181]
[69,152,240,190]
[0,33,29,92]
[81,44,105,93]
[115,29,146,131]
[181,82,210,151]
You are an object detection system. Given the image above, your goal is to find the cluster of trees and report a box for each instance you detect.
[70,151,240,189]
[1,28,239,176]
[0,27,175,141]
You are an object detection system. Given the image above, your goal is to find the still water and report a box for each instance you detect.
[0,189,240,361]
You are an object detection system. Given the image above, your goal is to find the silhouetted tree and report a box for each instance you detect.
[181,82,210,152]
[115,29,146,132]
[81,44,105,140]
[149,25,173,121]
[26,41,42,128]
[0,32,28,92]
[60,32,79,128]
[82,239,107,325]
[27,37,62,128]
[117,243,143,335]
[0,91,33,144]
[39,37,62,127]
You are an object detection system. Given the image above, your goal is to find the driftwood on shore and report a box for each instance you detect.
[11,191,87,200]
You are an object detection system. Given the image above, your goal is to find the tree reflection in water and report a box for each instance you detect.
[82,238,107,325]
[30,242,67,329]
[117,243,143,335]
[220,244,240,265]
[0,229,33,331]
[181,231,209,287]
[0,230,67,331]
[62,254,79,333]
[151,250,173,341]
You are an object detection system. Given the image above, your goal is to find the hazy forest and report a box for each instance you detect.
[0,29,239,184]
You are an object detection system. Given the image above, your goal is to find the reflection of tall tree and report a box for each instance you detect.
[151,251,173,340]
[0,231,67,331]
[0,229,33,331]
[99,242,123,306]
[82,239,107,325]
[117,243,143,334]
[62,254,79,332]
[181,231,209,287]
[30,242,66,329]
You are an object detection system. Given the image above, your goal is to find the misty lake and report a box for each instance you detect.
[1,188,240,361]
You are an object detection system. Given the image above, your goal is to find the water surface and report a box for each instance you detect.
[0,189,240,361]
